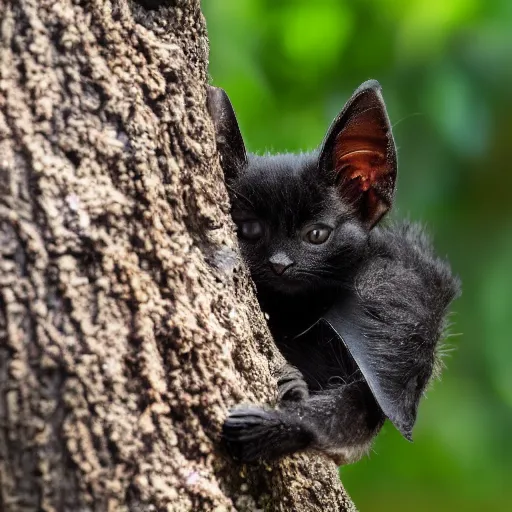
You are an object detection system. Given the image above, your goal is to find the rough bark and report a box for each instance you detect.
[0,1,356,510]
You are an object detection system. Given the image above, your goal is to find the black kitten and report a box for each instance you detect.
[208,81,460,464]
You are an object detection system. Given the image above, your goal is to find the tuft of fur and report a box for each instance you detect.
[362,221,461,389]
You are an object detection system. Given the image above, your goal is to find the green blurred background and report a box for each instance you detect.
[204,0,512,510]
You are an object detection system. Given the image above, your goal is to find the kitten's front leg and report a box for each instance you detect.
[221,364,309,462]
[222,381,384,463]
[222,406,314,462]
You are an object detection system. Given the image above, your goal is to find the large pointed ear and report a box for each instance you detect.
[207,86,248,182]
[319,80,397,228]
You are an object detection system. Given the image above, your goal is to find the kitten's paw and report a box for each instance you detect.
[276,364,309,403]
[222,407,282,462]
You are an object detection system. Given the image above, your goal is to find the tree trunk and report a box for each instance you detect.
[0,1,356,510]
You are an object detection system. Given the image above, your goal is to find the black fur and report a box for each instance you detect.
[207,81,460,464]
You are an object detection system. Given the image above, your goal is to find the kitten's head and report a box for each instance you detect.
[208,81,397,295]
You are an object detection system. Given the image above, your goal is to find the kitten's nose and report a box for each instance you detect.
[268,252,295,275]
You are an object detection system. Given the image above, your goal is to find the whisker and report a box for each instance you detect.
[227,185,255,209]
[391,112,423,129]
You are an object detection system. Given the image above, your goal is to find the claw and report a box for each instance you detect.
[222,407,281,462]
[222,405,313,462]
[276,365,309,403]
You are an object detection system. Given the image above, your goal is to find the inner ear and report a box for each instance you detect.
[319,80,397,228]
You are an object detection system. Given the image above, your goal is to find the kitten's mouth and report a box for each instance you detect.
[258,271,317,294]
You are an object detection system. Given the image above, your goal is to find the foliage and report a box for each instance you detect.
[205,1,512,510]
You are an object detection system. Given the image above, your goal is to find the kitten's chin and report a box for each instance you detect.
[256,274,338,296]
[266,280,307,295]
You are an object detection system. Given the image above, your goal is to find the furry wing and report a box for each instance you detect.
[321,222,460,439]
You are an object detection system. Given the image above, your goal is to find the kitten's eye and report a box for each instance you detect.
[238,220,264,240]
[303,226,331,244]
